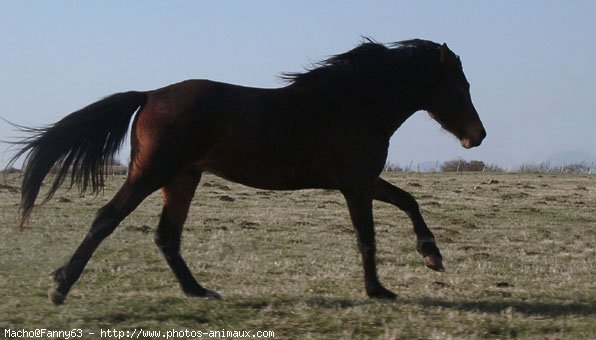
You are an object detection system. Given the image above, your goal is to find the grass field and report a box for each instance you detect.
[1,171,594,339]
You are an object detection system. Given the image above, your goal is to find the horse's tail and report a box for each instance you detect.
[6,91,147,228]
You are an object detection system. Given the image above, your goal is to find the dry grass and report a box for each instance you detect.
[1,172,594,339]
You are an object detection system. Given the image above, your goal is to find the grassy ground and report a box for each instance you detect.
[0,172,594,339]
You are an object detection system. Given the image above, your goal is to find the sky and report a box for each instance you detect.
[1,1,595,169]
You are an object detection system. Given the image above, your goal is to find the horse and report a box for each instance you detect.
[8,39,486,304]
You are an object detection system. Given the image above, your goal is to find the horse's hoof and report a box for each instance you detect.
[185,288,222,300]
[367,286,397,300]
[424,255,445,272]
[203,289,222,300]
[48,288,66,305]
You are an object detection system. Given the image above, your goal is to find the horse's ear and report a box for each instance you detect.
[440,43,452,63]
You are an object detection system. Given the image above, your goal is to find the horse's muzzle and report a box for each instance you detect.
[460,123,486,149]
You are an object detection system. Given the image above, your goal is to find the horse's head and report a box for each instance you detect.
[427,43,486,149]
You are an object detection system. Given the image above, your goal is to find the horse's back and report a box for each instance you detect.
[131,79,386,190]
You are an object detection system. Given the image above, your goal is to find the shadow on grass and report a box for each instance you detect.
[79,295,594,327]
[276,296,596,317]
[80,296,212,325]
[233,296,375,310]
[234,295,596,318]
[84,309,211,325]
[405,297,596,317]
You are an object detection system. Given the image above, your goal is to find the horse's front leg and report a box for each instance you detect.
[372,177,444,271]
[341,186,396,299]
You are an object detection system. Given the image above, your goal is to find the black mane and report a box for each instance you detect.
[281,39,442,85]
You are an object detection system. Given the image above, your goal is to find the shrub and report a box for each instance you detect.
[441,159,503,172]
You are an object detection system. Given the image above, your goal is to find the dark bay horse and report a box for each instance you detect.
[8,39,485,304]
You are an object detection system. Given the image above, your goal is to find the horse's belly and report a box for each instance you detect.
[199,156,336,191]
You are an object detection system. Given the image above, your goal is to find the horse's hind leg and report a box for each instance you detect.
[372,177,444,271]
[49,179,154,304]
[342,187,397,299]
[155,169,220,299]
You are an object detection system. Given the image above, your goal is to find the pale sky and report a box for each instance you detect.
[2,1,595,168]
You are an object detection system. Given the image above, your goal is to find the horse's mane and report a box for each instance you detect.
[281,38,442,85]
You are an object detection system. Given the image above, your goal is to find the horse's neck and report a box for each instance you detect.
[283,81,422,138]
